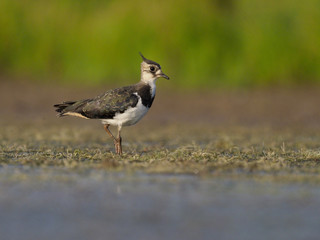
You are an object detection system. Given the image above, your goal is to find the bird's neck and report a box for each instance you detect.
[139,78,157,99]
[148,80,156,99]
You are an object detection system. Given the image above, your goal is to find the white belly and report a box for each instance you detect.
[101,98,149,127]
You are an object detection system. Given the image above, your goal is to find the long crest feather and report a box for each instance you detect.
[139,52,146,61]
[138,52,161,67]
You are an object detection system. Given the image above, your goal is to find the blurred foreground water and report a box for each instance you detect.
[0,168,319,240]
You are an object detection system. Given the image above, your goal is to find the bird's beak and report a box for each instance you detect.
[158,71,170,80]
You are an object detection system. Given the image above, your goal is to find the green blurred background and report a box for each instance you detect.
[0,0,320,88]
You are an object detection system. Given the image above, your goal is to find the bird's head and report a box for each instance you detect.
[139,52,169,83]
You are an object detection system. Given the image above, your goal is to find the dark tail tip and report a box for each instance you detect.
[53,101,76,114]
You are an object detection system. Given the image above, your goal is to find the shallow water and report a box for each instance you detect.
[0,168,319,240]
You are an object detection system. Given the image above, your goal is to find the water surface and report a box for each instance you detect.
[0,168,319,240]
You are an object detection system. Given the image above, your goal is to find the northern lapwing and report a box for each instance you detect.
[54,53,169,155]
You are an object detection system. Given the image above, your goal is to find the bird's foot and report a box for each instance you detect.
[114,137,122,155]
[118,137,122,155]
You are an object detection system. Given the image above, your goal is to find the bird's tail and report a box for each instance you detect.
[53,101,76,116]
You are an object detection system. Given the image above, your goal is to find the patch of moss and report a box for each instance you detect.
[1,122,320,183]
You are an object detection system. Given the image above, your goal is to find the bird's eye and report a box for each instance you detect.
[150,66,155,72]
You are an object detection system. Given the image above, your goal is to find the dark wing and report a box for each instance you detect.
[54,85,139,119]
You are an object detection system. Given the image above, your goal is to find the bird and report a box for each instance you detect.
[54,53,169,155]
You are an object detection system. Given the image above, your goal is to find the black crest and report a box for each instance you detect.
[139,52,160,68]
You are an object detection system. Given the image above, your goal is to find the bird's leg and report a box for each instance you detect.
[103,124,118,153]
[116,125,122,155]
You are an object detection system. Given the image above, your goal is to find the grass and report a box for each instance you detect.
[1,0,320,87]
[1,122,320,183]
[1,81,320,183]
[2,123,320,240]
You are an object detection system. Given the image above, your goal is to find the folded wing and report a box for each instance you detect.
[54,86,139,119]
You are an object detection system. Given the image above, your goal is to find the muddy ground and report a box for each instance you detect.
[1,80,320,239]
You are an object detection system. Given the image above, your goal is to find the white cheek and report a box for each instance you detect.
[142,71,154,81]
[146,72,153,78]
